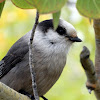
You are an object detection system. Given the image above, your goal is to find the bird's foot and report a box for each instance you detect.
[41,96,48,100]
[19,90,48,100]
[19,89,34,100]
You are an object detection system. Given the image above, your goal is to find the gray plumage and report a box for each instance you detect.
[0,19,81,97]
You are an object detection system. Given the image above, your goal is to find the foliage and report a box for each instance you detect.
[0,0,5,17]
[11,0,68,29]
[11,0,35,9]
[11,0,67,14]
[0,0,100,21]
[0,0,100,30]
[53,11,61,29]
[76,0,100,19]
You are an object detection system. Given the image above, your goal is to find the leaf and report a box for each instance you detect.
[53,10,61,30]
[11,0,67,14]
[0,0,5,17]
[76,0,100,19]
[11,0,35,9]
[32,0,67,14]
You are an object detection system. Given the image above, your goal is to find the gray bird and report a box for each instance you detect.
[0,19,82,99]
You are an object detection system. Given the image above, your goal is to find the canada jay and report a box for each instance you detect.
[0,19,82,99]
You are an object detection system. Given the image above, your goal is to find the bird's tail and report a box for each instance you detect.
[0,60,5,78]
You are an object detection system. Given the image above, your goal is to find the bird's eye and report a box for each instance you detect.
[56,26,66,36]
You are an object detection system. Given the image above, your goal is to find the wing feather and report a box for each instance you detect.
[0,36,29,78]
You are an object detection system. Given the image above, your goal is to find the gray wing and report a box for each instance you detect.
[0,34,30,78]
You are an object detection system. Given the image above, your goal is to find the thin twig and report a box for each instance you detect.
[30,11,39,44]
[29,11,39,100]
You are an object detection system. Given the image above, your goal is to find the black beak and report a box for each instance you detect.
[69,37,82,42]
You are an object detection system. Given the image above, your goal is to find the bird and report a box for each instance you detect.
[0,19,82,100]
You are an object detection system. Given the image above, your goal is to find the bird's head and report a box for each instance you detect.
[34,19,82,54]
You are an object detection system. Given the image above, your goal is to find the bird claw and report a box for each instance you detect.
[41,96,48,100]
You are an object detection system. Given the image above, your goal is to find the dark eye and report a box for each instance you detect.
[56,26,66,36]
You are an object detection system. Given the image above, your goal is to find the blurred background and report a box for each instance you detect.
[0,0,96,100]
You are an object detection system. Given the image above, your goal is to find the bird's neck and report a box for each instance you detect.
[33,36,69,75]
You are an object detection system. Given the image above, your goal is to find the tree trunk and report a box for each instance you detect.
[80,19,100,100]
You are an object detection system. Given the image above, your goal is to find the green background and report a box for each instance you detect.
[0,1,96,100]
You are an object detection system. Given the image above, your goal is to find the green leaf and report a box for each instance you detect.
[76,0,100,19]
[0,0,5,17]
[53,10,61,30]
[32,0,67,14]
[12,0,67,14]
[11,0,35,9]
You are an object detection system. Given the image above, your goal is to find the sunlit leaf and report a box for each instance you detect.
[11,0,35,9]
[32,0,67,14]
[76,0,100,19]
[53,10,61,30]
[0,0,5,17]
[11,0,67,14]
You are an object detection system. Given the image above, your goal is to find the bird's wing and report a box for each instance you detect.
[0,36,29,78]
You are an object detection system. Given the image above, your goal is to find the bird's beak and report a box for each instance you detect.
[65,34,82,42]
[69,36,82,42]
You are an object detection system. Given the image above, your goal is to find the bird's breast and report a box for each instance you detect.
[33,48,66,96]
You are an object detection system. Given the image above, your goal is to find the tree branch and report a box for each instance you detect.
[80,19,100,100]
[93,19,100,100]
[0,82,31,100]
[80,46,97,94]
[29,11,39,100]
[93,19,100,77]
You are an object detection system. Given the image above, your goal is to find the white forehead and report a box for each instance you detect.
[59,19,77,36]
